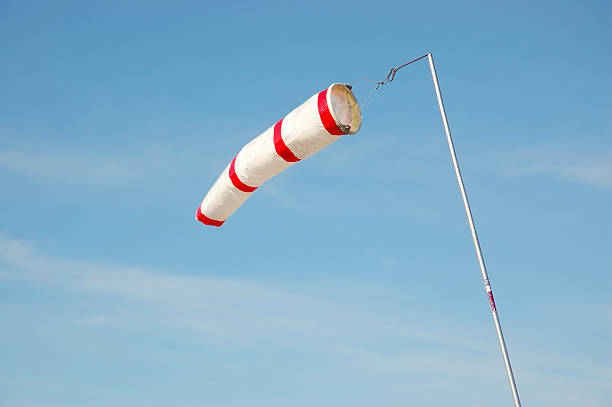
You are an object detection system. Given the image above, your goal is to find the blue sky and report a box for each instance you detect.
[0,0,610,406]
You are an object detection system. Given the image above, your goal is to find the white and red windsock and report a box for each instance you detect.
[196,83,362,227]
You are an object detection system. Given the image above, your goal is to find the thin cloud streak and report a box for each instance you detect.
[0,142,230,185]
[498,147,612,190]
[0,233,478,349]
[1,233,610,406]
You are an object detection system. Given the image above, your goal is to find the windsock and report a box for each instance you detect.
[196,83,362,227]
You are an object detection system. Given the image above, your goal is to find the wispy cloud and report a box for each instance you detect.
[1,233,611,406]
[0,150,148,183]
[498,147,612,190]
[0,141,233,185]
[73,315,114,325]
[0,232,486,352]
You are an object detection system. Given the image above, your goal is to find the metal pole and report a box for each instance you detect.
[426,53,522,407]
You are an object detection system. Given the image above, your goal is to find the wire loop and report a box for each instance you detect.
[351,54,429,108]
[373,54,429,90]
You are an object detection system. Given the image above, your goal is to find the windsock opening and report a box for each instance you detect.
[328,84,362,135]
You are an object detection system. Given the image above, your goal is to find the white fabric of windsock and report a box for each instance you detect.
[196,83,362,227]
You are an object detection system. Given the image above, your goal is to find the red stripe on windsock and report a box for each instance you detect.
[229,156,257,192]
[317,89,344,136]
[273,119,301,162]
[196,205,225,227]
